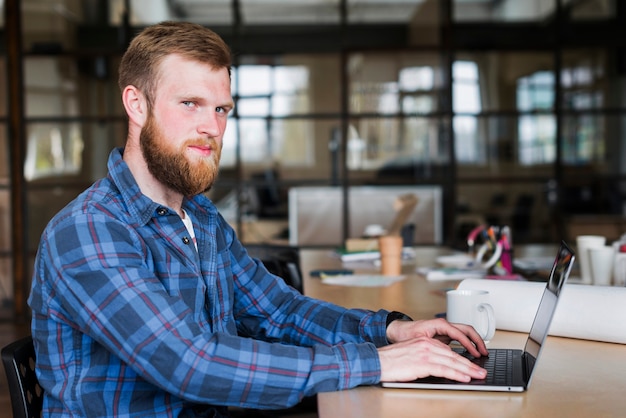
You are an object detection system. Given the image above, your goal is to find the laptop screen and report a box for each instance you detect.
[523,241,575,378]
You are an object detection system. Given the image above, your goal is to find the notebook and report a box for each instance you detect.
[382,240,575,392]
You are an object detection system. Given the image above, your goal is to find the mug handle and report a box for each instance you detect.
[476,303,496,342]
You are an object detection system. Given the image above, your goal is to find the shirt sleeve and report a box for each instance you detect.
[227,235,392,349]
[31,210,384,410]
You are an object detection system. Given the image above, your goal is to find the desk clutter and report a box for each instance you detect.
[466,224,514,275]
[575,233,626,287]
[418,224,520,281]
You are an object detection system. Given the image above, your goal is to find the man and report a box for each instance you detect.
[29,21,487,417]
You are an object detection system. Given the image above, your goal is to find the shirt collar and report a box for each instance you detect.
[107,147,161,226]
[106,147,217,226]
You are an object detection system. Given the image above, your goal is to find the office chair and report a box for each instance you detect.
[1,335,43,418]
[245,244,303,293]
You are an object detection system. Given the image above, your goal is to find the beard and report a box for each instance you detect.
[140,114,222,197]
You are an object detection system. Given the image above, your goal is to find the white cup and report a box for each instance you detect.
[588,245,615,286]
[576,235,606,284]
[446,289,496,342]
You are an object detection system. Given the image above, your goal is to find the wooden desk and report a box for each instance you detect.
[300,246,626,418]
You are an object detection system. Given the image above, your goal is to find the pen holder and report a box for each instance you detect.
[379,235,403,276]
[474,240,514,275]
[475,241,502,270]
[468,225,513,276]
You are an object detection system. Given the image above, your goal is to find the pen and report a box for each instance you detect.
[487,226,497,246]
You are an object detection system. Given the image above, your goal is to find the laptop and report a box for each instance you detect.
[382,240,575,392]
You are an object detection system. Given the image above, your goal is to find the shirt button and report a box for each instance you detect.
[182,237,191,245]
[157,207,167,216]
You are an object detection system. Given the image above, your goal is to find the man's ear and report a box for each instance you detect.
[122,85,148,126]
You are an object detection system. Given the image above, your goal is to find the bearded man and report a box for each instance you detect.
[28,21,487,418]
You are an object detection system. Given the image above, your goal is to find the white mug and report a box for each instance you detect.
[588,245,615,286]
[576,235,606,284]
[447,289,496,341]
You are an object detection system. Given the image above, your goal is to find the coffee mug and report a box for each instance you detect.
[446,289,496,341]
[576,235,606,284]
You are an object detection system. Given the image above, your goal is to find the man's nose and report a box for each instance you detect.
[197,113,222,137]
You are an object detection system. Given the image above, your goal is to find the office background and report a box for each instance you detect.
[1,0,625,320]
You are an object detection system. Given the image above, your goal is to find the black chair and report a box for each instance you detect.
[245,244,303,293]
[1,335,43,418]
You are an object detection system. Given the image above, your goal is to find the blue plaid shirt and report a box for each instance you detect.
[29,148,389,417]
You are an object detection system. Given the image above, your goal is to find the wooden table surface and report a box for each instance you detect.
[300,246,626,418]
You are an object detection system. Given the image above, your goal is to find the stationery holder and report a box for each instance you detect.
[467,225,514,275]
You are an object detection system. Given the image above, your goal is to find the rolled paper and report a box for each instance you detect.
[457,278,626,344]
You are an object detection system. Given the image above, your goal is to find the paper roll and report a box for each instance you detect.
[457,278,626,344]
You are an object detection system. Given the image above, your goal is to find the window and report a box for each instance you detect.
[24,124,83,180]
[23,58,86,180]
[560,51,608,164]
[227,62,315,167]
[516,71,556,165]
[453,61,482,163]
[347,53,446,171]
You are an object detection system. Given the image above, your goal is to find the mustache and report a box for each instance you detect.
[184,138,219,149]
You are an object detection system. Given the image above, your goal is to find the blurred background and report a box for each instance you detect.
[1,0,626,320]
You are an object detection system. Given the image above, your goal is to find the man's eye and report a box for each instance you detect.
[217,106,233,115]
[182,101,195,107]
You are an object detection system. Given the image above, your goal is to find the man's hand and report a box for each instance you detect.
[379,318,489,383]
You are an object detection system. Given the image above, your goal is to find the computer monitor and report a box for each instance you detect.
[288,185,443,246]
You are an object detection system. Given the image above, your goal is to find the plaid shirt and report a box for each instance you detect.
[29,148,389,417]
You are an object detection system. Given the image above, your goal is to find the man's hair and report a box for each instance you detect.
[118,21,232,109]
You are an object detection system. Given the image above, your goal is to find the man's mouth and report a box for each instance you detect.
[188,142,214,157]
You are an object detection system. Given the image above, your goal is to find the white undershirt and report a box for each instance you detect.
[181,209,198,250]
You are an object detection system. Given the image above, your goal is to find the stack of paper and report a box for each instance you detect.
[335,247,416,263]
[320,274,406,287]
[417,267,486,281]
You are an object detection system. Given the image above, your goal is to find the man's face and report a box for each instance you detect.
[139,54,233,197]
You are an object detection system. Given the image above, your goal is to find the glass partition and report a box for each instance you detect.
[346,51,449,184]
[24,56,123,119]
[4,0,626,322]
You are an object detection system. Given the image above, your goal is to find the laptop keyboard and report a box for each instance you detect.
[454,348,523,385]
